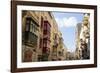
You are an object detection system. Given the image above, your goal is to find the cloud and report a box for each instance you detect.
[55,17,78,28]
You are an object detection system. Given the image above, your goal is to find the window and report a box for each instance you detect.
[26,24,29,31]
[53,48,56,52]
[44,23,47,30]
[30,24,33,32]
[41,17,43,29]
[58,51,63,56]
[34,24,38,32]
[25,17,39,33]
[25,18,30,31]
[43,41,47,47]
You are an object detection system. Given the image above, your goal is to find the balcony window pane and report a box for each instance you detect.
[30,24,33,32]
[26,24,29,31]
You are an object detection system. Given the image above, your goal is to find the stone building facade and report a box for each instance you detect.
[75,13,90,60]
[22,11,67,62]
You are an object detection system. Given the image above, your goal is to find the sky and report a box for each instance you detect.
[52,12,84,52]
